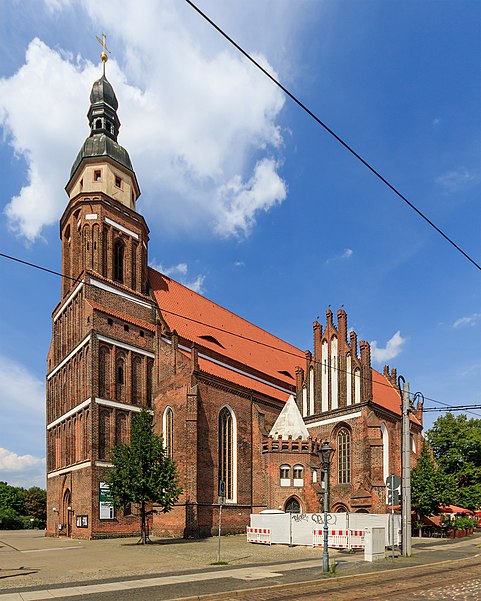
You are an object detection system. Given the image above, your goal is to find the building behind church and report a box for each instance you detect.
[46,67,423,539]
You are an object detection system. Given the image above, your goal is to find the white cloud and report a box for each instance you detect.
[214,158,286,237]
[0,0,310,241]
[432,117,441,126]
[453,312,481,328]
[325,248,354,265]
[371,330,406,364]
[436,167,479,191]
[150,261,206,294]
[0,354,45,487]
[234,261,245,267]
[0,354,45,415]
[0,448,45,488]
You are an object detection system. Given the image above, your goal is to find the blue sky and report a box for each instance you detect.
[0,0,479,487]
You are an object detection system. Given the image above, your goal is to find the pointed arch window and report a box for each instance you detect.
[285,497,301,513]
[337,428,351,484]
[163,407,174,458]
[132,355,142,405]
[99,409,111,460]
[116,412,127,445]
[218,406,236,502]
[113,239,125,283]
[116,355,125,401]
[99,346,111,398]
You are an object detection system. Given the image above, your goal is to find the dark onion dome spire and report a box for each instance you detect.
[69,73,134,180]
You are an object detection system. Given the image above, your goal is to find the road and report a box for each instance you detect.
[1,553,479,600]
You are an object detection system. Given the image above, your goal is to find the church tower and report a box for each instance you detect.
[46,49,158,538]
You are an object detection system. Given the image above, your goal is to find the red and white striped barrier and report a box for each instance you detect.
[247,527,271,545]
[313,529,365,550]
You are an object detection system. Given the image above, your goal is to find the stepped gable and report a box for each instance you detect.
[148,268,304,388]
[269,394,309,439]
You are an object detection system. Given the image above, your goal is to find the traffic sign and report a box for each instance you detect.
[218,480,226,505]
[386,475,401,506]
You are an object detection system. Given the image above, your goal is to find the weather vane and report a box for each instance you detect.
[96,32,111,74]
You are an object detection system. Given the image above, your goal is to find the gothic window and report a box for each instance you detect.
[116,356,125,401]
[99,409,110,460]
[285,497,301,513]
[146,359,153,408]
[113,239,125,283]
[116,412,127,445]
[163,407,174,458]
[99,346,111,398]
[218,406,236,502]
[132,355,142,405]
[95,119,102,129]
[337,428,351,484]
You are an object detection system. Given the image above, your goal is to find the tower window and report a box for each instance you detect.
[115,176,122,188]
[113,240,125,283]
[107,318,113,326]
[95,119,102,129]
[94,170,102,182]
[139,330,144,338]
[124,325,129,332]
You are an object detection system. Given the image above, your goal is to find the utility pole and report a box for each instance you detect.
[399,377,412,556]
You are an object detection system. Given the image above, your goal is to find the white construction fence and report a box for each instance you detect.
[249,511,400,549]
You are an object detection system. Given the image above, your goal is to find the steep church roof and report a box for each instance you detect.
[148,268,303,395]
[269,395,309,439]
[149,268,413,420]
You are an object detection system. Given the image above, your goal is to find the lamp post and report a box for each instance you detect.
[319,440,334,573]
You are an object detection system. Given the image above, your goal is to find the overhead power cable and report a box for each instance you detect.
[185,0,481,272]
[2,250,480,418]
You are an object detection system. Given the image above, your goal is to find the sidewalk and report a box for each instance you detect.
[1,530,480,599]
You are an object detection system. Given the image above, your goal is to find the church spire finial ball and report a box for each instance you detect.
[96,32,111,74]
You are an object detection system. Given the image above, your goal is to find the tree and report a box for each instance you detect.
[106,409,182,543]
[411,441,445,536]
[0,481,25,515]
[23,487,47,523]
[427,413,481,510]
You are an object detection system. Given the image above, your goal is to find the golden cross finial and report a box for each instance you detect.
[96,32,111,74]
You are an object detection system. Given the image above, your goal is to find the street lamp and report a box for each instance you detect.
[319,440,334,573]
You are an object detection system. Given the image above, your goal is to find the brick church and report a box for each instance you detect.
[46,65,423,539]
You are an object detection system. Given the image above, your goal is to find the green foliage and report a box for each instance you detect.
[411,441,444,524]
[0,507,24,529]
[23,487,47,522]
[0,482,47,529]
[106,409,182,543]
[427,413,481,510]
[0,481,25,514]
[452,516,477,532]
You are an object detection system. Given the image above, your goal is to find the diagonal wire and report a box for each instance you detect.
[185,0,481,272]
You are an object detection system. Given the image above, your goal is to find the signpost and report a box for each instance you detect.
[386,474,401,559]
[217,481,226,563]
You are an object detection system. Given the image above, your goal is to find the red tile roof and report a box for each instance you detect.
[371,370,422,425]
[86,300,156,332]
[149,267,415,418]
[198,357,291,402]
[149,268,303,388]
